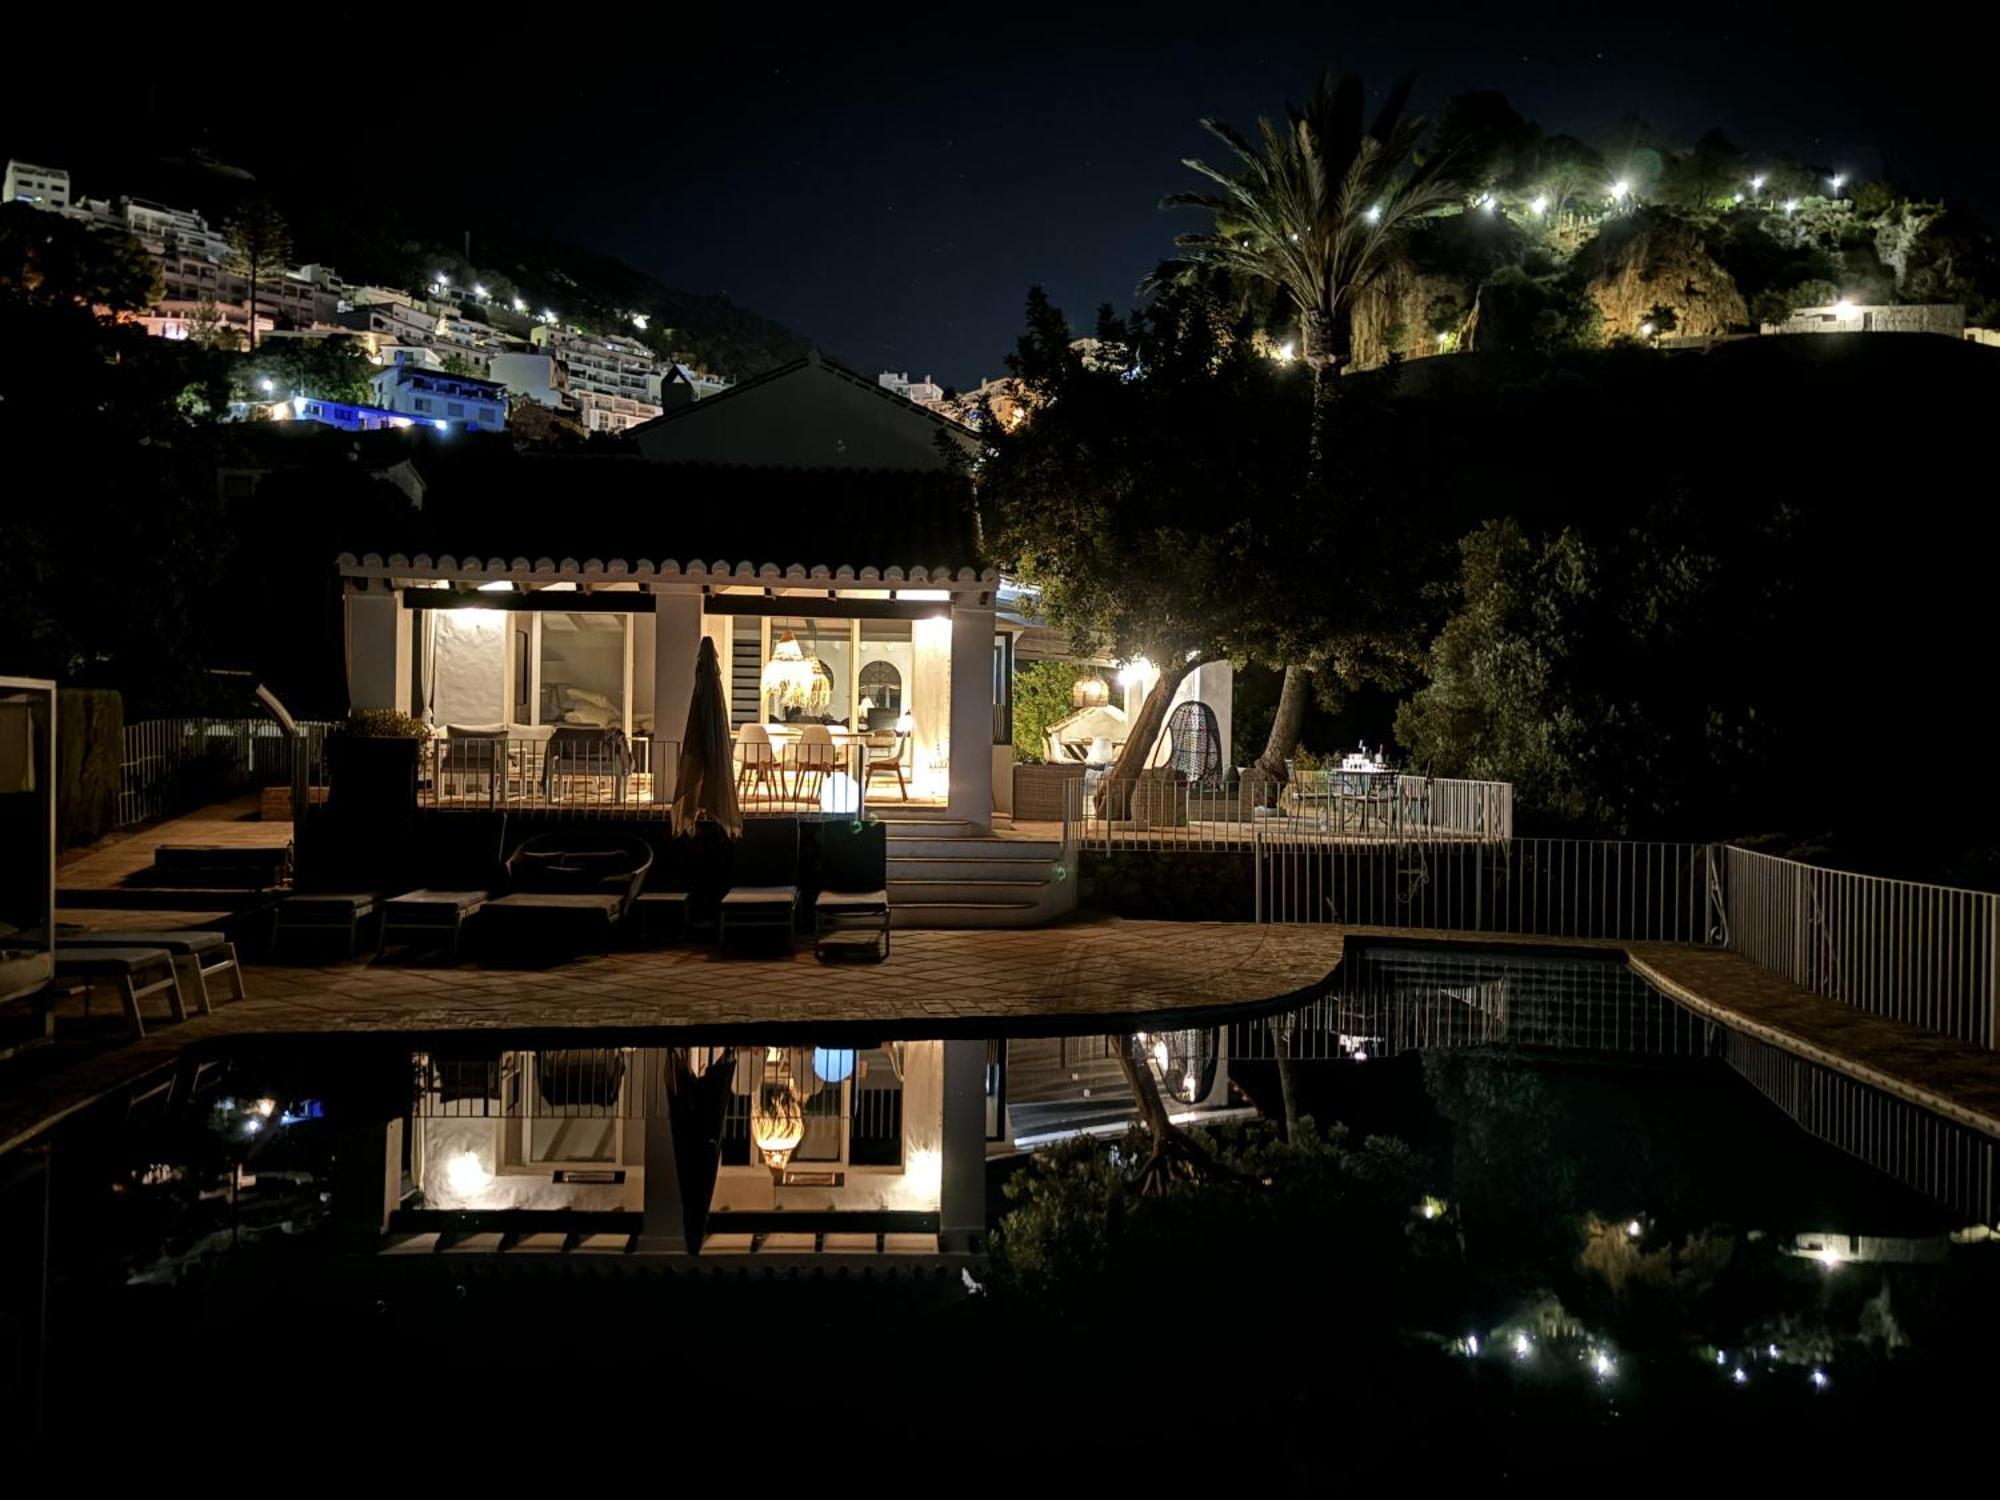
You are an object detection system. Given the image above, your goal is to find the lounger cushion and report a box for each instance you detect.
[720,885,798,906]
[816,889,888,910]
[281,894,379,917]
[54,946,175,975]
[486,892,622,919]
[386,890,489,916]
[47,930,227,956]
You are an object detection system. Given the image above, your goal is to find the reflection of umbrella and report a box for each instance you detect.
[674,637,741,838]
[665,1047,737,1254]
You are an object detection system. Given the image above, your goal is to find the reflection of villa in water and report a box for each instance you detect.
[405,1041,990,1256]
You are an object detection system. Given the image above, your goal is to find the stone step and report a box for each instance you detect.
[891,900,1047,929]
[886,836,1062,861]
[888,877,1050,906]
[888,855,1066,883]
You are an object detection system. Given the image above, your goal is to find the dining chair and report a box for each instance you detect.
[793,723,839,805]
[736,723,783,807]
[863,730,910,801]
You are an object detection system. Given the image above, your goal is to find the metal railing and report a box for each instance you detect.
[1724,847,2000,1050]
[119,715,336,827]
[1060,771,1513,852]
[1258,835,1721,942]
[412,736,871,819]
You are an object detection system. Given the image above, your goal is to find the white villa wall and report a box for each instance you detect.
[413,1045,946,1218]
[428,609,507,727]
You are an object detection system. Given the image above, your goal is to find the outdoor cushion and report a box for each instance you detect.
[815,889,888,909]
[54,946,175,976]
[283,893,378,915]
[48,929,227,956]
[720,885,799,905]
[487,892,622,917]
[387,889,488,915]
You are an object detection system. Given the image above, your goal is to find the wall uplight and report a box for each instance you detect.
[259,377,274,393]
[1829,172,1847,195]
[512,297,527,313]
[472,283,488,299]
[1363,203,1382,224]
[444,1150,491,1197]
[1783,198,1799,216]
[1831,298,1858,319]
[1115,657,1154,689]
[1610,179,1631,201]
[1529,195,1549,216]
[1749,174,1766,193]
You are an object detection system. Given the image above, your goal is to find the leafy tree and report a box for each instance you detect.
[222,197,292,349]
[1466,267,1601,355]
[0,202,160,311]
[1526,133,1609,218]
[438,351,475,377]
[241,336,374,404]
[186,296,241,351]
[1656,128,1746,209]
[1009,657,1078,764]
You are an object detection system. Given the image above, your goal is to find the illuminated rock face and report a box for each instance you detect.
[1572,210,1749,340]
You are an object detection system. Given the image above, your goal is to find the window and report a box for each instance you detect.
[539,610,628,729]
[447,402,465,418]
[413,397,431,413]
[479,407,497,424]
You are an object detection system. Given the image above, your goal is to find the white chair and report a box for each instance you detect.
[793,723,838,805]
[736,724,782,807]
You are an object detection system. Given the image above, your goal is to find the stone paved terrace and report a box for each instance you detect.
[0,918,1345,1154]
[9,916,1999,1163]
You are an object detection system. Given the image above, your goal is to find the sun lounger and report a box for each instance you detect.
[273,892,381,957]
[485,832,654,955]
[814,820,889,961]
[719,818,799,950]
[52,946,186,1037]
[50,929,245,1012]
[381,889,489,959]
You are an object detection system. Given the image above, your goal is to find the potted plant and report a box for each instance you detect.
[326,708,428,818]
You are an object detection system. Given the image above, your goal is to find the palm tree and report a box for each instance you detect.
[1161,68,1460,783]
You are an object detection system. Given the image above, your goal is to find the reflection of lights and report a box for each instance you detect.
[1418,1195,1447,1221]
[444,1151,490,1197]
[242,1117,263,1135]
[1715,1349,1728,1366]
[1592,1350,1615,1379]
[1465,1334,1479,1357]
[1732,1367,1748,1385]
[1810,1369,1830,1390]
[1767,1343,1781,1360]
[1513,1332,1532,1360]
[1815,1246,1843,1269]
[252,1098,276,1117]
[1625,1219,1643,1238]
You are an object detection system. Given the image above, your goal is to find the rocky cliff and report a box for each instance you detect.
[1572,209,1748,339]
[1349,259,1474,369]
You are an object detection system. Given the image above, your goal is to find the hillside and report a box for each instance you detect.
[59,145,811,378]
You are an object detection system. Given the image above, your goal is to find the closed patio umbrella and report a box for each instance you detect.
[673,637,741,838]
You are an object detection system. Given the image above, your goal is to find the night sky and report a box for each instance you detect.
[6,8,1996,386]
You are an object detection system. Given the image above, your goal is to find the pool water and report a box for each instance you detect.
[7,942,1996,1478]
